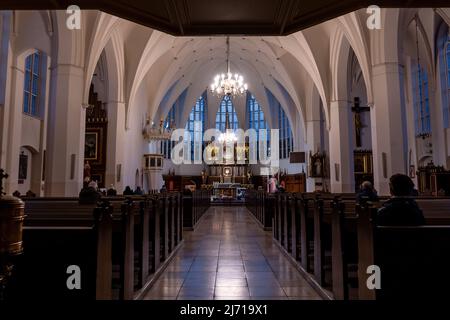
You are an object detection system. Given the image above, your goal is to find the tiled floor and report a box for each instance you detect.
[143,206,322,300]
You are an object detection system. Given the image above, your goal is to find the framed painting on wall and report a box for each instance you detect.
[84,132,98,160]
[19,153,28,180]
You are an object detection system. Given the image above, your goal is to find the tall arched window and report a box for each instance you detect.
[412,63,431,135]
[278,104,293,159]
[216,95,238,131]
[445,38,450,127]
[161,105,176,159]
[247,93,270,158]
[185,92,207,161]
[23,51,41,117]
[441,31,450,128]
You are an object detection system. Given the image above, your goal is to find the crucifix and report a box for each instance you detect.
[351,97,370,148]
[0,169,8,196]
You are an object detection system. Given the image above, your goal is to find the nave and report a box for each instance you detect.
[143,206,321,300]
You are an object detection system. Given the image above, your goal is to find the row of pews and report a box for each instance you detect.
[245,189,275,230]
[183,190,212,230]
[6,192,187,300]
[249,191,450,299]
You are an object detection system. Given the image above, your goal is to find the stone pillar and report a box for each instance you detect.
[4,59,25,194]
[45,64,85,196]
[371,62,407,195]
[105,101,126,192]
[329,100,354,193]
[0,12,11,170]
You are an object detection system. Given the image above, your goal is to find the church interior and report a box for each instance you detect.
[1,1,450,303]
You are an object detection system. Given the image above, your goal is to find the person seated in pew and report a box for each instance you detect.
[376,174,425,226]
[134,186,144,195]
[25,190,36,197]
[79,181,101,204]
[106,184,117,196]
[357,181,379,204]
[123,186,134,195]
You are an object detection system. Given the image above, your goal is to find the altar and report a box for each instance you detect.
[213,182,241,198]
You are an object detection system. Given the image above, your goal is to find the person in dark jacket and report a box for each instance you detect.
[357,181,379,204]
[376,174,425,226]
[134,186,143,195]
[79,181,101,204]
[123,186,134,195]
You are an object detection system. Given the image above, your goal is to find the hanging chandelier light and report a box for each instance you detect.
[210,37,248,98]
[217,107,238,145]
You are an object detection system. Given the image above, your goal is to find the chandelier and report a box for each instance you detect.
[142,117,174,141]
[210,37,248,98]
[217,108,238,144]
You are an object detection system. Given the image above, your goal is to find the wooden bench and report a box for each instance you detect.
[357,203,450,299]
[6,202,113,300]
[331,196,450,300]
[7,193,183,300]
[183,189,211,230]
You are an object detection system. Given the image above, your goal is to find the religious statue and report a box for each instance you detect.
[351,97,370,148]
[201,169,207,184]
[83,161,91,181]
[314,158,322,177]
[354,112,363,148]
[159,118,164,134]
[309,151,326,178]
[247,170,252,184]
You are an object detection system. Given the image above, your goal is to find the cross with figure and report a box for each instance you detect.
[351,97,370,148]
[0,168,9,196]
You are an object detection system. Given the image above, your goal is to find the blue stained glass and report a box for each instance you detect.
[32,75,38,95]
[25,55,32,71]
[33,53,40,74]
[23,94,29,113]
[31,95,36,115]
[24,72,31,91]
[23,51,42,116]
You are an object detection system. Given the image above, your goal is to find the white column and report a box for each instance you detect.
[105,101,126,192]
[4,61,25,194]
[0,13,11,170]
[371,62,407,195]
[45,64,85,196]
[329,100,354,193]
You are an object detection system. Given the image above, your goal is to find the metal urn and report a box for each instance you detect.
[0,169,25,299]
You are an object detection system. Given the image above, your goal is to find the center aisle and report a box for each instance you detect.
[143,206,322,300]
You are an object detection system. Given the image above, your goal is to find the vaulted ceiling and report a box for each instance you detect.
[2,0,449,35]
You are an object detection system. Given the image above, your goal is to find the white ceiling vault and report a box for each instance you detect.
[19,8,450,144]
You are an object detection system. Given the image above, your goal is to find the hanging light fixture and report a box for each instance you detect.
[218,107,238,144]
[210,37,248,98]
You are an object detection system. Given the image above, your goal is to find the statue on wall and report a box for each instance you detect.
[83,161,91,181]
[309,151,326,178]
[201,168,208,184]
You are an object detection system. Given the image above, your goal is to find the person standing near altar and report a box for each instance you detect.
[268,175,278,193]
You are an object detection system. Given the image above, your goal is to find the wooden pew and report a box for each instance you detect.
[331,196,450,300]
[12,193,182,300]
[356,203,450,299]
[182,189,211,230]
[6,202,113,300]
[330,197,359,300]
